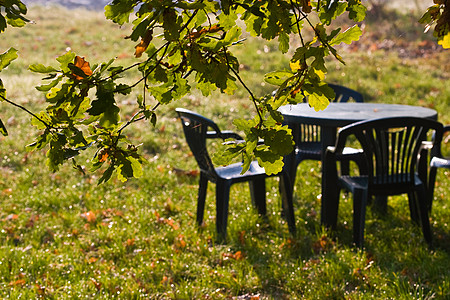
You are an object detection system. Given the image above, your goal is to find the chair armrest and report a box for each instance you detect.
[326,146,337,154]
[207,130,244,141]
[220,130,244,140]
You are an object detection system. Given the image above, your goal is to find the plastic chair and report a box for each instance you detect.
[286,84,365,192]
[322,117,443,248]
[428,125,450,211]
[176,108,296,238]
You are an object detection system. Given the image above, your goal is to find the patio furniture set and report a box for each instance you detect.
[176,84,449,248]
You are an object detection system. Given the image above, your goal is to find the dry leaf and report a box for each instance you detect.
[90,278,102,291]
[134,29,153,58]
[72,56,93,80]
[9,279,26,286]
[81,211,97,223]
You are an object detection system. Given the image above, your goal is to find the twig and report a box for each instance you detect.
[222,47,263,127]
[0,94,53,129]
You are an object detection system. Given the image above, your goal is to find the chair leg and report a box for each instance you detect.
[197,172,208,226]
[428,166,437,212]
[249,177,267,216]
[353,189,368,248]
[321,152,340,228]
[340,159,350,176]
[407,192,420,225]
[279,172,296,234]
[215,180,231,239]
[415,186,433,247]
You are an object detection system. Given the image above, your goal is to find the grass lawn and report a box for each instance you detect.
[0,3,449,299]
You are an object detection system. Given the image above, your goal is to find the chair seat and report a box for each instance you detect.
[430,157,450,169]
[339,174,423,195]
[216,161,267,180]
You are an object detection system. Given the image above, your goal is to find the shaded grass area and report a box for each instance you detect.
[0,4,449,299]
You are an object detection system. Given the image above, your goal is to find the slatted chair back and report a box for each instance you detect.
[176,108,221,182]
[335,117,443,194]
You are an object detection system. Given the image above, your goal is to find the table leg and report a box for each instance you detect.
[320,126,337,225]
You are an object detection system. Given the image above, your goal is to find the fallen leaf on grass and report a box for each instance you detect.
[312,235,334,253]
[26,214,39,228]
[5,214,18,221]
[88,257,98,264]
[91,278,102,291]
[172,168,199,177]
[174,234,186,251]
[126,238,135,247]
[9,279,26,286]
[222,250,245,261]
[81,211,97,223]
[2,188,13,196]
[154,211,180,230]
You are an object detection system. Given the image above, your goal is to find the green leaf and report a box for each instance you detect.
[163,9,181,41]
[304,90,330,111]
[0,47,18,71]
[35,75,63,92]
[0,15,7,32]
[218,10,238,31]
[263,127,294,156]
[264,71,294,86]
[167,48,183,66]
[88,86,120,128]
[6,15,27,28]
[0,118,8,136]
[213,142,244,166]
[319,1,348,25]
[26,130,51,151]
[56,51,76,73]
[98,165,114,185]
[329,25,362,46]
[129,17,151,42]
[223,26,242,44]
[31,111,52,130]
[347,0,367,22]
[28,64,58,73]
[256,154,284,175]
[278,32,290,54]
[104,0,136,25]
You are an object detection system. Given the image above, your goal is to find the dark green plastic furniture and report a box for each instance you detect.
[176,108,296,238]
[322,116,443,248]
[287,84,364,192]
[428,125,449,211]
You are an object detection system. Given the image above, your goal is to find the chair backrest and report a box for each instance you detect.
[335,117,443,188]
[176,108,221,180]
[328,83,364,103]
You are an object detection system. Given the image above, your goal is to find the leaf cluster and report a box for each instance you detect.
[3,0,367,180]
[420,0,450,49]
[0,0,28,32]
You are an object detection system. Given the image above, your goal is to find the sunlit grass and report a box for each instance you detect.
[0,4,449,299]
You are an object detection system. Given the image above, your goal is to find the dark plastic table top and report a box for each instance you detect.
[279,103,438,127]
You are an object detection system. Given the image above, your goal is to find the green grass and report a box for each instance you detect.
[0,4,449,299]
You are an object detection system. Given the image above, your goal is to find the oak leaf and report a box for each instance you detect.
[70,56,93,80]
[134,29,153,58]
